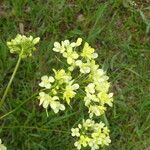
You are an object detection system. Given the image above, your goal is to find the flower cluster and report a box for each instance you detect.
[53,38,82,71]
[0,139,7,150]
[71,119,111,150]
[7,34,40,58]
[84,66,113,118]
[38,38,113,149]
[38,69,79,113]
[52,38,113,118]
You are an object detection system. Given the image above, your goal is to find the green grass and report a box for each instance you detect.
[0,0,150,149]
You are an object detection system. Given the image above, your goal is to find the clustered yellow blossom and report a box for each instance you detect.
[38,37,113,149]
[52,38,113,117]
[53,38,82,71]
[7,34,40,58]
[0,139,7,150]
[84,66,113,118]
[71,119,111,150]
[38,69,79,113]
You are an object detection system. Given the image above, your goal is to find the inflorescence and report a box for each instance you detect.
[2,35,113,150]
[38,38,113,149]
[3,35,113,150]
[71,119,111,150]
[7,34,40,58]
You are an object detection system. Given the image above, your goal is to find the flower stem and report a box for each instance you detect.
[103,113,109,127]
[0,56,22,109]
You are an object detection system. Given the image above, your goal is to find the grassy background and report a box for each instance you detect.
[0,0,150,149]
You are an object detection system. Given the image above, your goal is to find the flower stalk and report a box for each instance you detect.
[0,34,40,110]
[0,55,22,109]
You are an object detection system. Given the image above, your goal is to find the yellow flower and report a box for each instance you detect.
[91,69,109,84]
[88,140,99,150]
[53,41,65,53]
[63,82,79,104]
[38,92,50,108]
[103,127,110,135]
[81,42,98,60]
[89,105,106,117]
[53,69,72,83]
[74,141,81,150]
[80,135,90,147]
[0,139,7,150]
[62,40,70,47]
[53,38,81,54]
[50,100,65,113]
[75,60,91,74]
[85,83,95,94]
[97,92,113,107]
[89,60,99,73]
[38,92,65,113]
[7,34,40,58]
[39,75,55,89]
[101,136,111,146]
[63,47,79,64]
[82,119,95,129]
[71,128,80,137]
[95,81,110,93]
[84,92,99,106]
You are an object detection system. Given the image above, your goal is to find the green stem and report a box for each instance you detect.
[0,92,38,120]
[103,113,109,127]
[0,56,22,109]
